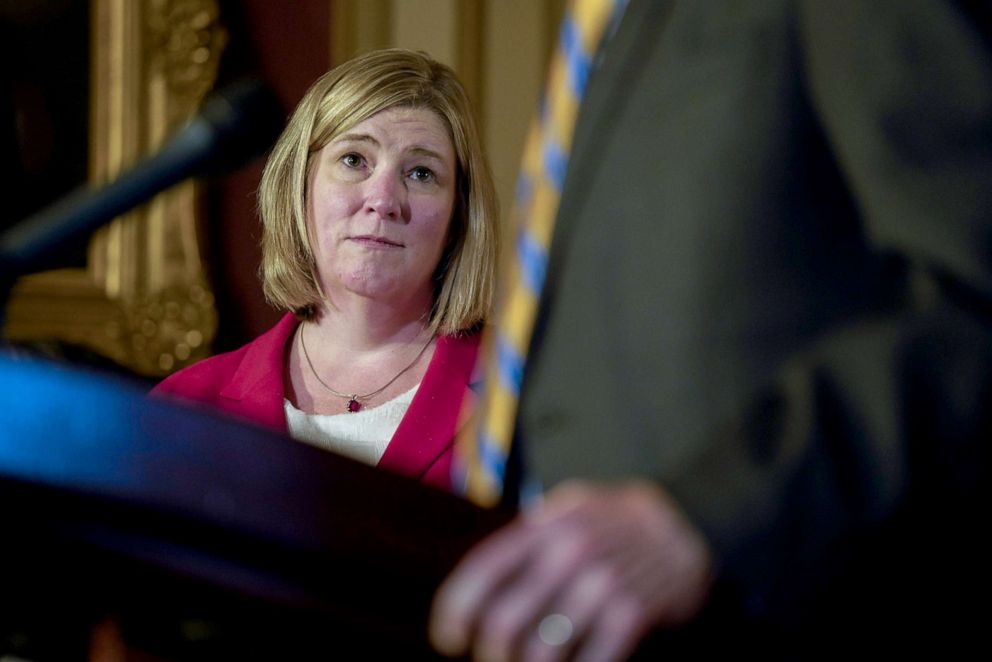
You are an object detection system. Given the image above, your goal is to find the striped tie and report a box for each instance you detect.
[457,0,626,506]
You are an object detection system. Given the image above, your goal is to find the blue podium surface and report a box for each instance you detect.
[0,353,510,659]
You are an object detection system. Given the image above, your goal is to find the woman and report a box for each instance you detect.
[154,49,499,492]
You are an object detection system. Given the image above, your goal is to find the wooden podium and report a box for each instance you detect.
[0,354,513,660]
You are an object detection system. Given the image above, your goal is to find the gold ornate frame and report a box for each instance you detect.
[3,0,226,377]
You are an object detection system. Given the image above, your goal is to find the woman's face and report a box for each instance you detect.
[307,106,457,311]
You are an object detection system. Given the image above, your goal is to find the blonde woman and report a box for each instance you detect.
[154,49,498,491]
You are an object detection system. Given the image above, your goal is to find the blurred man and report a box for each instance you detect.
[432,1,992,659]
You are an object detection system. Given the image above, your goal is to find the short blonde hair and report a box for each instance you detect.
[258,48,499,336]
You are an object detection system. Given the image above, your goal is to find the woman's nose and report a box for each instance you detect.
[365,170,405,221]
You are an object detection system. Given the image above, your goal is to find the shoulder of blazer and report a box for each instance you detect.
[151,313,298,409]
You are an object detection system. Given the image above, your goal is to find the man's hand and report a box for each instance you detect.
[430,481,714,661]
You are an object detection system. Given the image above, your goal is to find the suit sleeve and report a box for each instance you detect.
[663,0,992,644]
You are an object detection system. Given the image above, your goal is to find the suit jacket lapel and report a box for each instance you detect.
[547,0,676,278]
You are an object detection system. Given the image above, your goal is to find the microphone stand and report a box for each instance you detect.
[0,79,284,333]
[0,125,209,332]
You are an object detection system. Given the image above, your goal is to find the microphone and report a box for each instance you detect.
[0,79,285,277]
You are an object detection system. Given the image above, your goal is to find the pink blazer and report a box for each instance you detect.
[152,313,481,492]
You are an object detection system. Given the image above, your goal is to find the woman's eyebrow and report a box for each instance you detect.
[332,134,447,164]
[334,132,378,146]
[408,146,447,163]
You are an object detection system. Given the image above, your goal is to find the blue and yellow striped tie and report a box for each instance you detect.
[458,0,626,506]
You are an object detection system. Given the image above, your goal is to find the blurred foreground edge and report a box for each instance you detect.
[0,354,513,660]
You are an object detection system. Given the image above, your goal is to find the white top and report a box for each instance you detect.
[283,384,419,466]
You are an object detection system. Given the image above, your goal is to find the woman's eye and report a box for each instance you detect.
[341,153,363,168]
[410,166,435,183]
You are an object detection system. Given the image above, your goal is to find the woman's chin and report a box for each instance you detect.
[330,278,432,310]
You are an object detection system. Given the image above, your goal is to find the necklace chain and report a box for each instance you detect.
[299,324,434,412]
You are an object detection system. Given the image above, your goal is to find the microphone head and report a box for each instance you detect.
[0,79,286,279]
[192,78,287,176]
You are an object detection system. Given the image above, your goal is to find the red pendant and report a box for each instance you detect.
[347,398,362,413]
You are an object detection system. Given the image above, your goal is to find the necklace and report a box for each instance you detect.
[299,324,434,413]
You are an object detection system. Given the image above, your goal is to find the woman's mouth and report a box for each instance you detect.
[349,235,404,248]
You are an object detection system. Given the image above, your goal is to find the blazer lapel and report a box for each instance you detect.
[377,333,481,483]
[218,313,298,430]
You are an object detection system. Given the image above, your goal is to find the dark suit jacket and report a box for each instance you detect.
[517,0,991,654]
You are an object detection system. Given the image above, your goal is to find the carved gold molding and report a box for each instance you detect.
[3,0,226,377]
